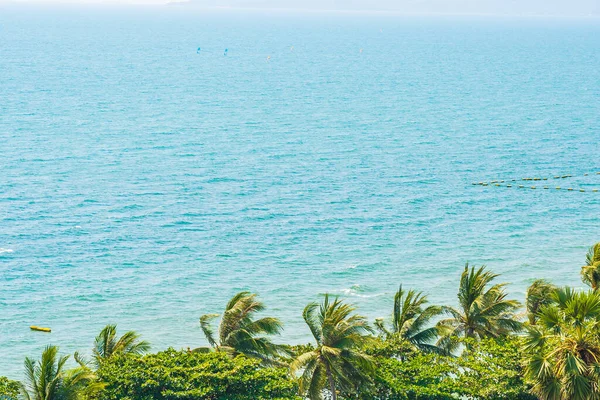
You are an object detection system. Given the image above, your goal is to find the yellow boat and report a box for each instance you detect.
[30,326,51,333]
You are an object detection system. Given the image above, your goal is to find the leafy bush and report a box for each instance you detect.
[96,348,300,400]
[355,337,534,400]
[369,354,461,400]
[456,337,536,400]
[0,377,20,400]
[355,337,460,399]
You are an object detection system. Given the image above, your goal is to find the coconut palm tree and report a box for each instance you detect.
[581,242,600,290]
[436,264,522,352]
[523,287,600,400]
[290,294,374,400]
[374,285,444,353]
[93,324,150,367]
[21,345,94,400]
[197,291,287,365]
[525,279,557,325]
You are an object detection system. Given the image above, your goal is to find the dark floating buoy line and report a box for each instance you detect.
[473,172,600,192]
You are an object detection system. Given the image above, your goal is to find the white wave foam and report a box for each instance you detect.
[340,287,356,295]
[339,284,382,298]
[0,248,14,254]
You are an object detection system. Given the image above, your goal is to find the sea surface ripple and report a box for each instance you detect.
[1,5,599,378]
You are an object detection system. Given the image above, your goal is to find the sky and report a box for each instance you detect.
[1,0,599,16]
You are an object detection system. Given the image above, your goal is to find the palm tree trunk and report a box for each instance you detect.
[325,363,337,400]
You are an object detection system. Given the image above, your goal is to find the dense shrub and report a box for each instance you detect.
[368,354,461,400]
[353,337,534,400]
[95,348,300,400]
[357,338,461,400]
[456,337,536,400]
[0,377,20,400]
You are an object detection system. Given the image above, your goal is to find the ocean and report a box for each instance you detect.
[1,4,599,379]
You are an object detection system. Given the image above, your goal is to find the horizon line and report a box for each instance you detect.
[1,1,600,19]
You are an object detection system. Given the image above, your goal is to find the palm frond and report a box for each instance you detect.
[114,330,150,355]
[526,279,558,325]
[200,313,220,348]
[290,350,318,375]
[200,292,284,365]
[308,364,325,400]
[294,294,373,400]
[304,301,323,344]
[523,285,600,399]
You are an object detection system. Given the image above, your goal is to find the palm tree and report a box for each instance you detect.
[93,324,150,367]
[581,242,600,290]
[436,264,522,352]
[374,285,444,353]
[197,291,286,365]
[523,287,600,400]
[290,294,374,400]
[525,279,557,325]
[21,345,94,400]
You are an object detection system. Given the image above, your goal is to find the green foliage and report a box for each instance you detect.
[581,242,600,290]
[523,287,600,400]
[359,337,460,400]
[21,345,96,400]
[278,343,316,365]
[291,294,374,400]
[0,377,20,400]
[93,324,150,367]
[357,336,534,400]
[287,343,315,357]
[375,286,445,354]
[197,291,288,365]
[437,264,522,353]
[362,335,417,359]
[456,337,536,400]
[525,279,558,325]
[95,348,300,400]
[367,354,460,400]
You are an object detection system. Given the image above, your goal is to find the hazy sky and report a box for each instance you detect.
[2,0,599,16]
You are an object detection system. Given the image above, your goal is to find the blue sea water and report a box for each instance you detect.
[1,5,600,378]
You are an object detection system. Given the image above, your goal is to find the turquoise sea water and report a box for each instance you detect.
[1,5,599,378]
